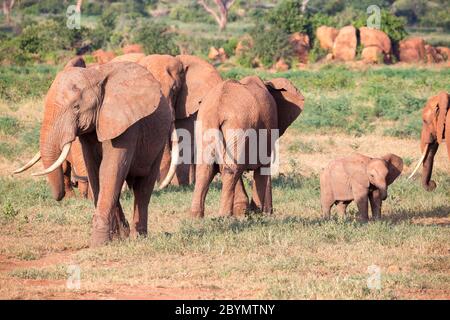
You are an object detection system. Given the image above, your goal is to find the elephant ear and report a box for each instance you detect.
[64,56,86,69]
[175,55,222,119]
[440,92,450,162]
[96,62,164,142]
[436,91,449,144]
[381,153,403,185]
[342,154,370,188]
[265,78,305,137]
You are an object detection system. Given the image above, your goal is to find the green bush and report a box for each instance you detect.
[353,9,408,49]
[250,24,294,67]
[132,21,179,55]
[169,2,214,24]
[222,37,239,57]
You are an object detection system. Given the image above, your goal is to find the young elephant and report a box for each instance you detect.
[320,153,403,221]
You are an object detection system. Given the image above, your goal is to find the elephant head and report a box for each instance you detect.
[14,59,171,200]
[409,92,449,191]
[346,153,403,200]
[265,78,305,136]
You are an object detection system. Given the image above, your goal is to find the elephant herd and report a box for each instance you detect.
[12,53,449,247]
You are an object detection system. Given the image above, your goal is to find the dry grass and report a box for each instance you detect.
[0,65,449,300]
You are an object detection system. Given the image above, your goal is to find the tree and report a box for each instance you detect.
[2,0,15,24]
[197,0,236,31]
[76,0,83,13]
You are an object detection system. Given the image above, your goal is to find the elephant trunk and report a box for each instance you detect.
[40,138,66,201]
[379,187,388,201]
[421,142,439,191]
[38,103,75,201]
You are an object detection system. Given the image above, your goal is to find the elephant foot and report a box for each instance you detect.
[64,189,76,199]
[90,215,111,247]
[190,210,204,219]
[233,202,248,217]
[111,217,130,241]
[357,216,369,223]
[130,227,147,240]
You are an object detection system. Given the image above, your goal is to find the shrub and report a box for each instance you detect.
[132,22,179,55]
[222,38,239,57]
[250,24,293,67]
[353,9,408,49]
[169,2,214,24]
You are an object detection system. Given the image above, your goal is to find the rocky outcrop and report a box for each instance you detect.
[332,26,357,61]
[316,26,339,51]
[208,47,227,62]
[289,32,310,64]
[92,49,116,64]
[399,37,426,63]
[359,27,391,63]
[122,44,144,54]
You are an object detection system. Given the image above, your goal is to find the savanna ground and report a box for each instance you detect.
[0,62,449,300]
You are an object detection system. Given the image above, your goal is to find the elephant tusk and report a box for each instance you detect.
[31,143,72,177]
[158,129,180,190]
[407,144,429,180]
[13,151,41,174]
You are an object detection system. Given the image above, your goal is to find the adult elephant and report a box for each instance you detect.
[114,53,223,187]
[14,59,173,247]
[191,76,305,217]
[15,58,91,200]
[409,92,449,191]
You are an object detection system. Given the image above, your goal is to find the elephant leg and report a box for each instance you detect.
[79,134,101,206]
[354,193,369,222]
[130,156,161,238]
[369,190,382,220]
[336,201,350,217]
[111,201,130,241]
[62,161,75,198]
[78,181,89,199]
[251,168,273,214]
[218,168,242,217]
[233,177,249,217]
[91,143,135,247]
[191,163,217,218]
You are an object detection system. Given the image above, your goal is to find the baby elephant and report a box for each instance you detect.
[320,153,403,221]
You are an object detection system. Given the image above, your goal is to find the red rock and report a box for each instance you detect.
[361,46,384,63]
[425,45,444,63]
[92,49,116,64]
[316,26,339,51]
[208,47,227,62]
[332,26,357,61]
[359,27,391,54]
[122,44,144,54]
[399,37,426,63]
[436,47,450,61]
[274,58,289,72]
[289,32,310,64]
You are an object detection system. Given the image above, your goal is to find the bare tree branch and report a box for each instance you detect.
[76,0,83,13]
[301,0,309,13]
[197,0,236,31]
[3,0,15,24]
